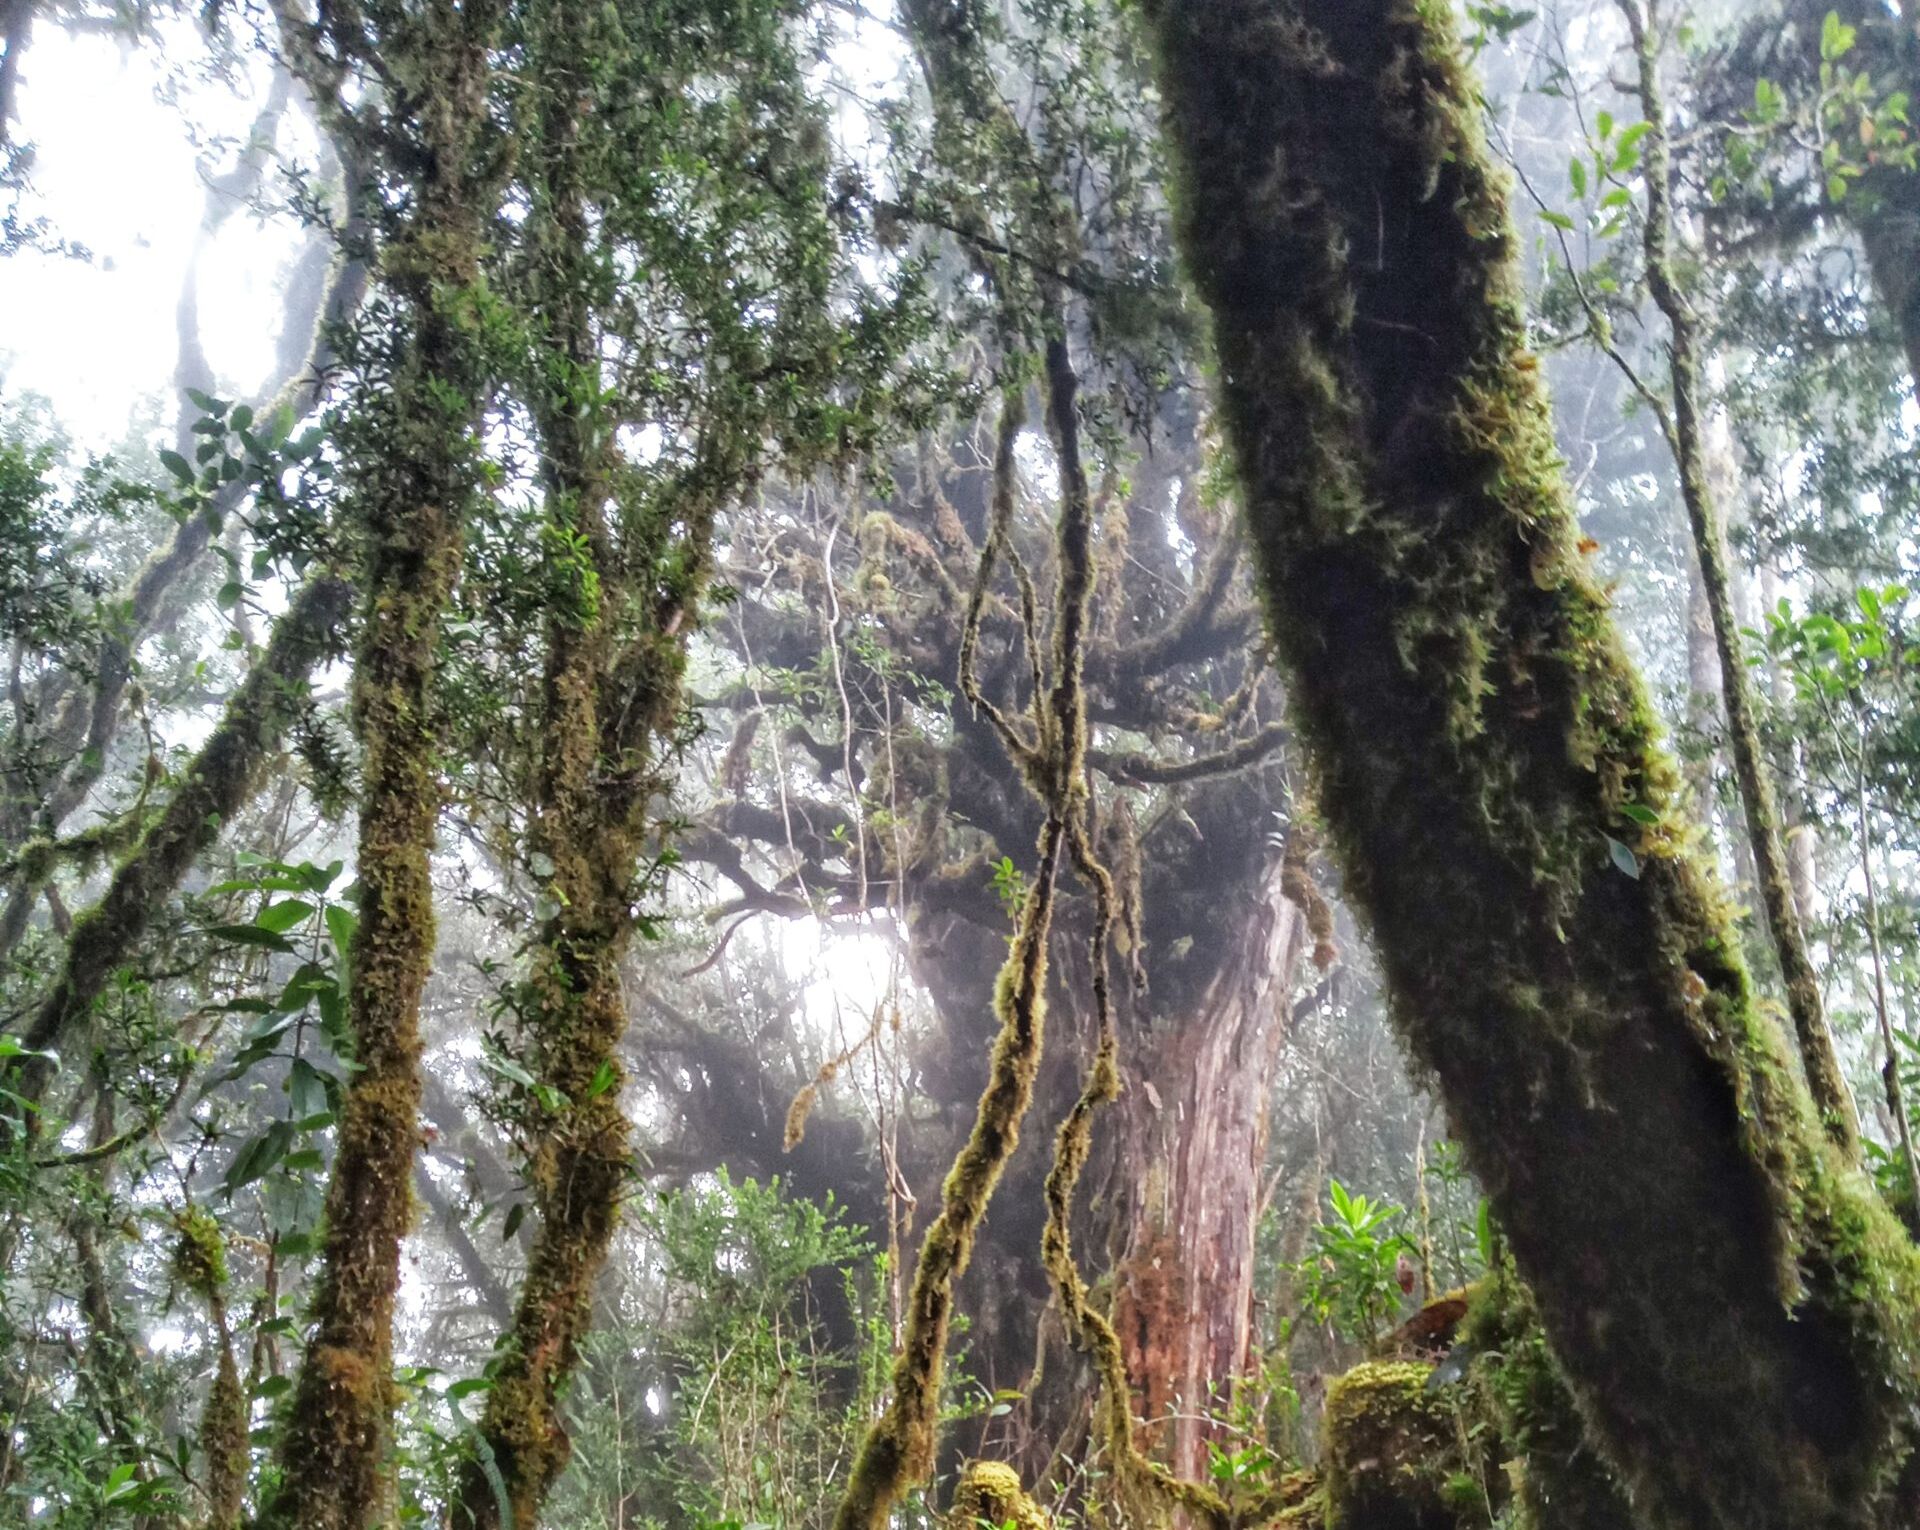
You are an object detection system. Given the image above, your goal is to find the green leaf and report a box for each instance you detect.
[1619,803,1660,826]
[229,404,254,433]
[482,1049,539,1090]
[0,1034,57,1063]
[205,923,297,954]
[224,1119,295,1194]
[207,874,310,896]
[287,1056,331,1120]
[1603,834,1641,880]
[256,898,315,934]
[324,904,358,968]
[502,1202,527,1242]
[158,448,194,484]
[1568,155,1588,198]
[1538,208,1575,231]
[1821,9,1857,62]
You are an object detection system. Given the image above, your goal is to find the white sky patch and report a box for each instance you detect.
[3,26,308,450]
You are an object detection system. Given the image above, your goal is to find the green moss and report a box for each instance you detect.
[1459,1274,1639,1530]
[171,1208,245,1530]
[1142,1,1920,1526]
[1322,1363,1474,1530]
[171,1206,229,1300]
[262,141,487,1530]
[952,1460,1051,1530]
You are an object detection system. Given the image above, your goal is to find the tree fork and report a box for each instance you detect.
[1140,0,1920,1525]
[449,4,721,1517]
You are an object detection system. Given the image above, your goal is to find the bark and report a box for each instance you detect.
[2,572,351,1119]
[259,7,495,1521]
[1140,2,1920,1526]
[1112,867,1310,1479]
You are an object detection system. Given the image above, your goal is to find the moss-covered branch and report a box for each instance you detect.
[1141,1,1920,1524]
[448,19,722,1524]
[2,571,350,1123]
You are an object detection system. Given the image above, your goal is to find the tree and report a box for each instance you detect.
[1141,0,1920,1526]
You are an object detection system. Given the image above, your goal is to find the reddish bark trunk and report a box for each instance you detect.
[1112,867,1312,1477]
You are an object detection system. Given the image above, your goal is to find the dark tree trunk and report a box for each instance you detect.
[1141,2,1920,1527]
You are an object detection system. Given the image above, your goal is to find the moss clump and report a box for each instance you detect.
[1322,1362,1475,1530]
[172,1208,245,1530]
[171,1206,229,1299]
[1270,1468,1325,1526]
[952,1460,1051,1530]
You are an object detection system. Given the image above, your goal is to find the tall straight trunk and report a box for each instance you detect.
[260,6,497,1522]
[1140,2,1920,1527]
[1622,0,1859,1161]
[1112,870,1309,1479]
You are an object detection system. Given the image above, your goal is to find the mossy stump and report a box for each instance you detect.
[1323,1363,1475,1530]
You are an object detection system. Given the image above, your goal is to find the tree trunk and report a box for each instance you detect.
[1113,866,1310,1478]
[260,10,497,1523]
[1140,2,1920,1526]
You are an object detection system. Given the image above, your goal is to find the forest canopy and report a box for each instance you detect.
[4,0,1920,1527]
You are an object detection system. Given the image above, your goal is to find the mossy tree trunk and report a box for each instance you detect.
[258,4,499,1523]
[1140,1,1920,1526]
[447,5,723,1520]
